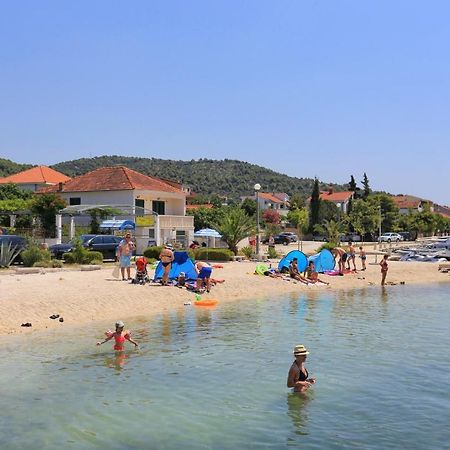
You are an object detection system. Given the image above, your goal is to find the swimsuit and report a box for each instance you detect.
[113,333,129,351]
[161,261,171,267]
[198,266,212,279]
[295,361,309,382]
[119,255,131,268]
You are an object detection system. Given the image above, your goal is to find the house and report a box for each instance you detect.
[318,189,354,213]
[391,195,434,215]
[241,192,290,216]
[0,165,71,192]
[38,166,194,253]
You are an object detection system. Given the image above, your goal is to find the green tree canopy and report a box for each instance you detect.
[30,194,67,238]
[0,183,32,201]
[309,178,321,231]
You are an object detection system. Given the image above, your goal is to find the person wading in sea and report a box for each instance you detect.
[287,344,316,393]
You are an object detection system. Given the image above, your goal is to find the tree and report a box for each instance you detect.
[347,175,360,200]
[262,209,281,225]
[314,219,343,244]
[367,194,399,234]
[240,198,257,217]
[186,207,225,231]
[0,183,32,201]
[319,200,339,223]
[309,178,321,231]
[287,207,309,249]
[347,199,379,240]
[30,194,67,238]
[289,193,306,210]
[87,207,123,234]
[361,173,371,200]
[212,207,255,255]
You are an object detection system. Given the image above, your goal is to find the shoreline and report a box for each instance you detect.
[1,260,448,337]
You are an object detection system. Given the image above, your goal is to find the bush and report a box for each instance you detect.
[63,252,76,264]
[240,246,253,259]
[143,246,164,260]
[194,248,233,261]
[21,245,51,267]
[63,250,104,264]
[83,251,104,264]
[90,259,103,266]
[316,242,338,252]
[267,246,278,259]
[33,260,53,268]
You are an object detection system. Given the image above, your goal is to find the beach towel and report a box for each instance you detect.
[255,263,269,275]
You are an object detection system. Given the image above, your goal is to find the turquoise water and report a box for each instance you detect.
[1,284,450,449]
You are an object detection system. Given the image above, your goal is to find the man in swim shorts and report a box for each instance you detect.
[159,245,174,285]
[195,260,213,292]
[331,247,347,275]
[116,233,135,281]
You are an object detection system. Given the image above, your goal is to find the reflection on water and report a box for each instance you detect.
[0,285,449,449]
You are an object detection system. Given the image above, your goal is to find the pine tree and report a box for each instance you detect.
[361,173,371,200]
[309,178,321,231]
[348,175,357,192]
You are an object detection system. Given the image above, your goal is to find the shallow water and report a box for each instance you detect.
[1,284,450,449]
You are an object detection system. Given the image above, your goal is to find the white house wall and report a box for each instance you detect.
[61,190,135,206]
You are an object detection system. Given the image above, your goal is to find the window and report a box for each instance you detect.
[69,197,81,206]
[102,236,116,244]
[135,199,145,216]
[148,228,155,238]
[91,236,103,244]
[152,200,165,215]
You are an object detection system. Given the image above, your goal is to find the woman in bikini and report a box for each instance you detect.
[287,344,316,393]
[159,245,174,285]
[379,254,389,286]
[97,320,138,351]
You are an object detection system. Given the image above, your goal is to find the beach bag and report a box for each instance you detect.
[112,264,120,278]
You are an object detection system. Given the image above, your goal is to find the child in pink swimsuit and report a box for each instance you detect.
[97,320,139,351]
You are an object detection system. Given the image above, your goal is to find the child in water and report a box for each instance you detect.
[97,321,138,351]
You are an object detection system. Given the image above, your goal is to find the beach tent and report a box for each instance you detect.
[154,251,197,281]
[278,250,308,273]
[308,249,335,272]
[99,219,135,231]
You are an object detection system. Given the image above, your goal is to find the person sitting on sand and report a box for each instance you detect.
[159,245,174,286]
[359,246,367,271]
[176,272,186,288]
[195,260,213,292]
[97,320,138,351]
[287,344,316,393]
[380,254,389,286]
[347,241,357,271]
[289,258,309,285]
[305,261,329,285]
[331,247,347,275]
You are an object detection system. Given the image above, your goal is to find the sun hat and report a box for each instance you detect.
[293,344,309,356]
[179,272,186,277]
[115,320,125,328]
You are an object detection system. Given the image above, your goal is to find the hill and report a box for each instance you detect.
[0,158,32,178]
[51,155,345,198]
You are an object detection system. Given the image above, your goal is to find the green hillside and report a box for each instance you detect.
[0,158,32,178]
[52,155,345,198]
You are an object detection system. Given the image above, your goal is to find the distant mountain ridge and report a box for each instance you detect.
[2,155,345,198]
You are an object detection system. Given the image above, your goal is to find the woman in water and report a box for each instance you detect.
[97,321,138,351]
[287,344,316,393]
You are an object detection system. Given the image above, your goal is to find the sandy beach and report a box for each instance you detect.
[1,255,448,336]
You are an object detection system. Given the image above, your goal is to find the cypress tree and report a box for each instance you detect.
[309,178,321,231]
[361,173,371,200]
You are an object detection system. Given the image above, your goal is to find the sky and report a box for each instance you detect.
[0,0,449,205]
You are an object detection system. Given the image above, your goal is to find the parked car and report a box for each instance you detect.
[339,233,362,242]
[312,234,328,242]
[49,234,123,260]
[262,234,291,245]
[279,232,298,242]
[0,234,27,264]
[398,231,416,241]
[378,232,404,243]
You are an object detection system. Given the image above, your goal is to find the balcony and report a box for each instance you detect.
[159,215,194,229]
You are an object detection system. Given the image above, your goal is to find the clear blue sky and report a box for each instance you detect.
[1,1,449,205]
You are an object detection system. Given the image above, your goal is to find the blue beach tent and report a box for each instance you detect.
[308,249,335,272]
[278,250,308,273]
[154,251,197,281]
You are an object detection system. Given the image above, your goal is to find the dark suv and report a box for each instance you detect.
[0,235,27,264]
[49,234,123,260]
[262,234,291,245]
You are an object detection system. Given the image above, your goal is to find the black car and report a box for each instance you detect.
[398,231,415,241]
[279,232,298,242]
[49,234,123,260]
[0,234,27,264]
[262,234,291,245]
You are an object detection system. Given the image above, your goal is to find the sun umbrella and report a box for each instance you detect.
[193,228,222,260]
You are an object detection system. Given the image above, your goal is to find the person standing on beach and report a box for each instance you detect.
[287,344,316,393]
[347,241,357,271]
[331,247,346,275]
[380,254,389,285]
[359,246,367,271]
[159,245,174,285]
[116,232,135,281]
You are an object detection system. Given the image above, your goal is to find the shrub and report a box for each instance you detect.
[63,252,76,264]
[63,238,104,264]
[83,251,104,264]
[21,244,51,267]
[51,259,63,268]
[267,246,278,259]
[33,260,53,268]
[90,259,103,266]
[0,241,23,268]
[143,246,164,260]
[194,248,233,261]
[240,246,253,259]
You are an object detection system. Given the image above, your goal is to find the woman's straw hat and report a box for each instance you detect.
[293,344,309,356]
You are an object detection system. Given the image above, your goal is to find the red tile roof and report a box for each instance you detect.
[319,191,353,202]
[259,192,286,204]
[0,166,71,185]
[37,166,183,194]
[391,195,431,209]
